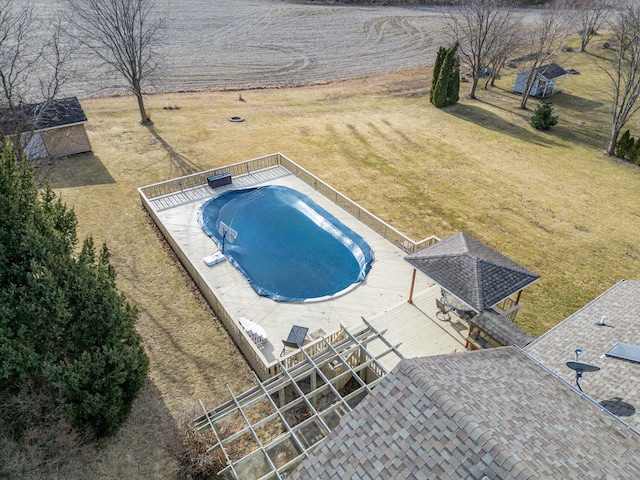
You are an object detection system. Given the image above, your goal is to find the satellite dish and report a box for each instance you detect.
[566,349,600,392]
[566,361,601,373]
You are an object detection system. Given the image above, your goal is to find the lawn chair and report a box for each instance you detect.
[280,325,309,356]
[436,297,452,321]
[238,317,268,349]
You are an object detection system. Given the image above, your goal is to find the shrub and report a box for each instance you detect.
[166,404,226,480]
[629,140,640,165]
[531,101,559,130]
[430,46,446,105]
[0,143,148,438]
[430,43,460,108]
[615,130,635,158]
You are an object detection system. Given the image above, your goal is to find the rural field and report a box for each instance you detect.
[41,0,450,97]
[42,41,640,477]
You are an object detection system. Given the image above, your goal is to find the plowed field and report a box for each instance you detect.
[44,0,449,96]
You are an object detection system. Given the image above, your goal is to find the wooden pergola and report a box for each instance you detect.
[195,322,403,480]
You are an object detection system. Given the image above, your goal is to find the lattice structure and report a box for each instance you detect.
[195,322,403,480]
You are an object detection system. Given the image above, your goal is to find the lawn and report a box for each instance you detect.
[46,45,639,477]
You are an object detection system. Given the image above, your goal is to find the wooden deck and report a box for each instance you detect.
[366,286,469,372]
[147,166,467,376]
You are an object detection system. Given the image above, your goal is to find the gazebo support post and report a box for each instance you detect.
[515,290,522,305]
[408,268,417,304]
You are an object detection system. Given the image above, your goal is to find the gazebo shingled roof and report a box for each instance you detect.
[405,232,539,312]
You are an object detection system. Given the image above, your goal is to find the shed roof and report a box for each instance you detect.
[291,347,640,479]
[521,62,567,80]
[526,279,640,430]
[0,97,88,135]
[470,310,534,348]
[405,232,539,312]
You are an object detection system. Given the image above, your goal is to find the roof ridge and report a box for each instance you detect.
[401,357,539,480]
[476,255,529,273]
[459,231,472,253]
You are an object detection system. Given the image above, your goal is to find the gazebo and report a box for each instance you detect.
[405,232,539,323]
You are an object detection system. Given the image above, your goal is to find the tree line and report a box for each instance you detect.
[431,0,640,158]
[2,0,640,158]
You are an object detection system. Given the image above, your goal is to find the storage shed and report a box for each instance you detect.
[513,62,567,97]
[0,97,92,160]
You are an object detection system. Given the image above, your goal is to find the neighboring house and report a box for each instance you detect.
[0,97,92,160]
[291,280,640,479]
[513,62,567,97]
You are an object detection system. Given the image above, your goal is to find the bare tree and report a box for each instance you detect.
[483,15,524,89]
[577,0,614,52]
[444,0,522,100]
[603,5,640,156]
[66,0,164,125]
[517,1,575,110]
[0,0,73,179]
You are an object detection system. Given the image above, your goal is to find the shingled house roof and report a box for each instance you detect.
[405,232,539,312]
[526,279,640,430]
[0,97,88,136]
[470,310,535,348]
[290,347,640,480]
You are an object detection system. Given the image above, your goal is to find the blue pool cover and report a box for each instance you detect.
[198,186,374,302]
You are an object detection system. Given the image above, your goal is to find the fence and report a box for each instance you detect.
[493,296,522,321]
[138,153,441,380]
[139,152,438,255]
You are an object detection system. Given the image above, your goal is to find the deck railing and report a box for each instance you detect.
[493,296,521,321]
[277,329,346,372]
[138,153,438,254]
[138,153,442,380]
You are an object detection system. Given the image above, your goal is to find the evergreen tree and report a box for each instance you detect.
[615,130,634,158]
[430,43,460,108]
[430,47,446,104]
[530,101,559,131]
[433,48,453,107]
[446,45,460,105]
[0,142,148,437]
[628,138,640,165]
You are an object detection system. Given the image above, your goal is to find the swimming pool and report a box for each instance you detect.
[198,186,374,302]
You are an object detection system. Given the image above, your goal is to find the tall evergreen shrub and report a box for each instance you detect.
[615,130,635,158]
[430,47,446,105]
[430,43,460,108]
[0,143,148,437]
[447,52,460,105]
[629,139,640,165]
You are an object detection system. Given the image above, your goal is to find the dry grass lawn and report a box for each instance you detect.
[45,44,639,478]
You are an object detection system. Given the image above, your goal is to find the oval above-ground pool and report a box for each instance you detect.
[198,186,374,302]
